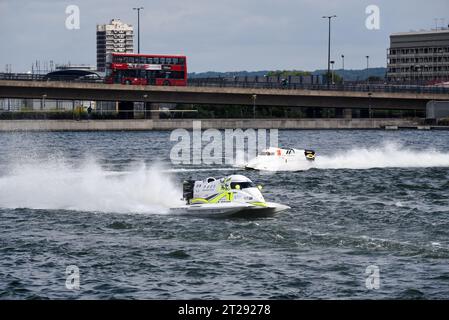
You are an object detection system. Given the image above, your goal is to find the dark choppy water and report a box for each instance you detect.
[1,130,449,299]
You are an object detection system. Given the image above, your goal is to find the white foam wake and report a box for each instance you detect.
[316,142,449,170]
[0,159,184,213]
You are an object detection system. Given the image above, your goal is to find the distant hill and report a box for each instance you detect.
[189,68,387,81]
[188,70,271,78]
[312,67,387,81]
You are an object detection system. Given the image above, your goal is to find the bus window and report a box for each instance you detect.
[172,57,178,64]
[128,57,135,63]
[179,58,185,65]
[153,57,160,64]
[160,57,166,64]
[124,69,136,78]
[147,57,153,64]
[166,58,172,64]
[171,71,185,79]
[146,70,154,78]
[139,57,146,64]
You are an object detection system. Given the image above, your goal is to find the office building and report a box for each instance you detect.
[96,19,133,72]
[387,28,449,83]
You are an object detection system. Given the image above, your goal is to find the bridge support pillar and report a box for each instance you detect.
[343,108,352,119]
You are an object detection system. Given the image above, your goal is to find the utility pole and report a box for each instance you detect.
[368,92,372,118]
[330,61,335,84]
[41,94,47,111]
[133,7,144,53]
[322,15,337,89]
[252,94,257,119]
[366,55,370,84]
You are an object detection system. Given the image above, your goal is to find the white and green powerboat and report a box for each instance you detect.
[170,175,290,217]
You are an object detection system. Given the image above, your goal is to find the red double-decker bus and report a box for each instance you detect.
[105,53,187,86]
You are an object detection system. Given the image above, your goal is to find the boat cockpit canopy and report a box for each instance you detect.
[230,181,256,189]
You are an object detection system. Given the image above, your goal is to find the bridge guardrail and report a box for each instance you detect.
[0,73,102,83]
[187,78,449,94]
[1,73,449,94]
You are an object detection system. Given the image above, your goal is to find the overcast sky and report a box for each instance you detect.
[0,0,448,73]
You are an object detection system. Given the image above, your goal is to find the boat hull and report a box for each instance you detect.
[245,158,313,171]
[169,202,290,218]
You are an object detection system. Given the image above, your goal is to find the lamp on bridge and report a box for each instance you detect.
[41,94,47,111]
[368,92,373,119]
[366,55,370,85]
[330,61,335,85]
[251,94,257,119]
[133,7,144,54]
[143,94,148,118]
[322,15,337,89]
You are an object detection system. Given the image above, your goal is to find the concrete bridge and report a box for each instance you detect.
[1,80,449,111]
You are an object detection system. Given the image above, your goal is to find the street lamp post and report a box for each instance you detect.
[251,94,257,119]
[422,65,428,84]
[438,48,444,82]
[366,55,370,85]
[143,94,148,119]
[41,94,47,110]
[341,55,345,84]
[330,60,335,85]
[133,7,144,54]
[368,92,372,119]
[415,66,421,85]
[322,15,337,89]
[411,65,417,84]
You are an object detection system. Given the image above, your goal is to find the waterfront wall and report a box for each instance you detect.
[0,119,421,131]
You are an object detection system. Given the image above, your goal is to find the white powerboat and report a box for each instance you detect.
[244,147,316,171]
[169,174,290,217]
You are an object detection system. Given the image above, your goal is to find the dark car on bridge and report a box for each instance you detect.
[44,70,103,82]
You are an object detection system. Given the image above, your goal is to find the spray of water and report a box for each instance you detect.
[2,142,449,212]
[242,142,449,171]
[0,158,184,213]
[316,142,449,170]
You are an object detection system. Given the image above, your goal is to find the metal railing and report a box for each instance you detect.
[0,108,198,120]
[1,72,449,94]
[187,78,449,94]
[0,73,46,81]
[0,73,102,83]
